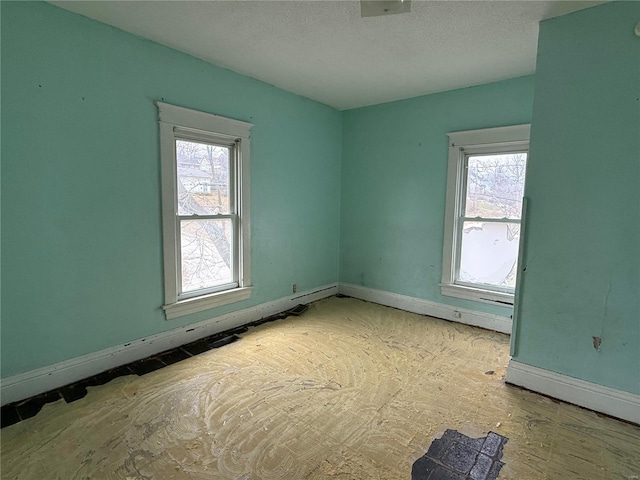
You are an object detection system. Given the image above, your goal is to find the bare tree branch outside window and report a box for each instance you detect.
[176,140,233,292]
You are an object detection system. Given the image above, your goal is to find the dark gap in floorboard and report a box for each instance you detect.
[59,382,89,404]
[181,339,215,356]
[15,390,62,421]
[412,429,507,480]
[208,334,240,349]
[129,357,166,376]
[0,405,21,428]
[83,365,134,387]
[58,365,135,404]
[287,304,309,316]
[229,326,249,335]
[1,300,314,428]
[156,348,192,365]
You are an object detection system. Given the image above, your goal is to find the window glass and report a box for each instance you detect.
[458,221,521,290]
[441,124,529,305]
[158,102,252,319]
[457,152,527,292]
[180,218,233,293]
[176,139,230,216]
[464,153,527,219]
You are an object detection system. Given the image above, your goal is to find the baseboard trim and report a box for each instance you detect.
[338,283,512,334]
[506,360,640,424]
[1,284,338,406]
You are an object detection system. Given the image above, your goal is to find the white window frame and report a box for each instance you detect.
[158,102,252,320]
[441,124,530,306]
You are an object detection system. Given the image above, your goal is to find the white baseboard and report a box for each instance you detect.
[1,284,338,406]
[506,360,640,425]
[338,283,512,334]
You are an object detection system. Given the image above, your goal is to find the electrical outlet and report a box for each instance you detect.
[453,310,462,318]
[292,284,297,294]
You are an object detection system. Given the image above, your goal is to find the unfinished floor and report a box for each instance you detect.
[1,297,639,479]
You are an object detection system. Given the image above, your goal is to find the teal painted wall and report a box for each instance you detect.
[1,2,342,377]
[340,76,535,316]
[513,2,640,394]
[5,0,634,399]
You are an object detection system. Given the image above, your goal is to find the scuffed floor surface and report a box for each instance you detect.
[1,297,639,479]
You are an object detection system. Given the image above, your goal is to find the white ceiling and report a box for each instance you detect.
[50,1,606,110]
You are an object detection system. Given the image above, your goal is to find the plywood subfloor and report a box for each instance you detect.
[1,297,639,479]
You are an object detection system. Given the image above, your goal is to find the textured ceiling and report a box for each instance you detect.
[50,1,606,110]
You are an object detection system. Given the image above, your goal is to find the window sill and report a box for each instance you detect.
[440,283,513,307]
[163,287,252,320]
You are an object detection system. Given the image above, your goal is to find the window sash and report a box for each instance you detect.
[173,127,238,148]
[441,124,530,305]
[158,102,253,319]
[452,149,527,294]
[453,220,521,294]
[460,151,527,221]
[176,215,239,299]
[174,135,239,299]
[174,136,238,215]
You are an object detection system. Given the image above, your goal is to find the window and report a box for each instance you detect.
[158,102,252,320]
[441,125,529,305]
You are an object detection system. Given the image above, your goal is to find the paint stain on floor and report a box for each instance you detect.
[1,297,639,479]
[412,430,507,480]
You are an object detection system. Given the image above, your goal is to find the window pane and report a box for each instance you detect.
[180,219,233,293]
[458,221,520,290]
[464,153,527,219]
[176,140,230,215]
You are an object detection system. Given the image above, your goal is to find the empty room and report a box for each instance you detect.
[1,1,639,478]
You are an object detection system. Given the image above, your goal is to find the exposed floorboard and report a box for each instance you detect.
[1,297,638,479]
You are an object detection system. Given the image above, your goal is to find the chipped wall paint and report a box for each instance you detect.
[512,1,640,394]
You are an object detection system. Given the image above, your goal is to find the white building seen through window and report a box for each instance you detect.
[441,125,529,305]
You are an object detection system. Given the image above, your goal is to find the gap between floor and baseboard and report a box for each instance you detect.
[0,284,511,405]
[1,284,338,406]
[5,282,635,426]
[505,360,640,425]
[2,282,509,406]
